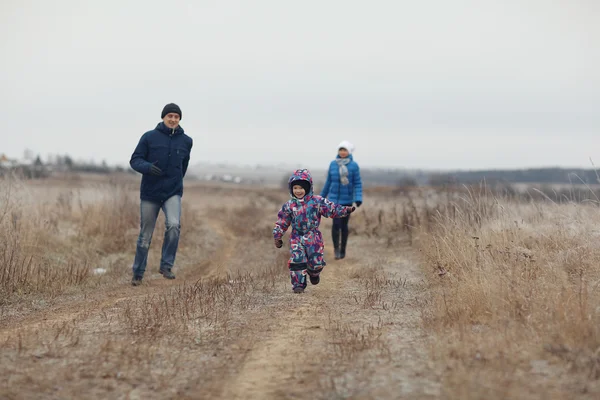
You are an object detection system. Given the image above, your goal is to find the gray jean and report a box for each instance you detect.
[131,195,181,278]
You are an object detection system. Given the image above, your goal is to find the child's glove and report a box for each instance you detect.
[274,238,283,248]
[347,206,356,214]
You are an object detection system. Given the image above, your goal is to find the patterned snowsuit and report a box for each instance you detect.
[273,169,354,291]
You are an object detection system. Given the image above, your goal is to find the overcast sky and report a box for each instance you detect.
[1,0,598,170]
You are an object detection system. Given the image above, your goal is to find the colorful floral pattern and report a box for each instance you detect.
[273,169,354,291]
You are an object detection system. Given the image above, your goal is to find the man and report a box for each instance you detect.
[129,103,193,286]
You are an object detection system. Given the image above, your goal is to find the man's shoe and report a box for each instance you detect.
[334,250,341,260]
[310,275,320,285]
[159,269,176,279]
[131,277,143,286]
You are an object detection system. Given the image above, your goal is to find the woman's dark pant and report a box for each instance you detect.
[332,206,352,257]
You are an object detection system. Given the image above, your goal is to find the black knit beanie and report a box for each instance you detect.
[290,179,311,196]
[161,103,182,119]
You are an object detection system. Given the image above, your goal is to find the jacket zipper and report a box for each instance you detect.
[336,163,341,200]
[167,129,174,172]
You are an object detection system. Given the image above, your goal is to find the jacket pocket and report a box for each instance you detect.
[173,148,189,169]
[148,144,169,170]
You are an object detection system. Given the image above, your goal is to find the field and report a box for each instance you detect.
[1,174,600,399]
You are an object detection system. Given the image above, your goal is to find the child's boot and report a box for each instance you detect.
[309,274,320,285]
[289,263,308,293]
[307,264,323,285]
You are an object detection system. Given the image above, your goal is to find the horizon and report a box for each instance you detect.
[3,148,600,174]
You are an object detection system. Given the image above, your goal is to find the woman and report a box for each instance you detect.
[320,140,363,259]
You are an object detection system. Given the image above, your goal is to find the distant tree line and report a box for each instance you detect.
[359,167,600,188]
[1,153,132,179]
[433,168,599,185]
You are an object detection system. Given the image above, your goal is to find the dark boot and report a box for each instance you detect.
[131,276,143,286]
[159,269,176,279]
[310,275,320,285]
[332,228,341,259]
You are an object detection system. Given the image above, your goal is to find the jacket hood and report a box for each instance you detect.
[288,169,313,198]
[156,122,184,135]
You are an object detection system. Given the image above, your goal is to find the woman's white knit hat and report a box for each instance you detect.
[337,140,355,154]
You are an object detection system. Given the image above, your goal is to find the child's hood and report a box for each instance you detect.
[288,169,313,198]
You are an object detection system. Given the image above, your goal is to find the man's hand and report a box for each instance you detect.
[149,164,163,176]
[355,201,362,208]
[274,238,283,248]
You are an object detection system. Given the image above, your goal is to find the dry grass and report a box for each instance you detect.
[120,268,280,341]
[414,185,600,398]
[0,176,107,299]
[0,175,200,303]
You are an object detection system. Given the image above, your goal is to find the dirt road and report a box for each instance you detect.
[220,243,441,400]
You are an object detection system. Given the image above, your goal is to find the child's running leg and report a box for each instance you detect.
[306,232,325,285]
[289,235,308,292]
[289,262,308,292]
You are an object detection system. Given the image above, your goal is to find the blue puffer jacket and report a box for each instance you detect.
[320,154,363,206]
[130,122,193,203]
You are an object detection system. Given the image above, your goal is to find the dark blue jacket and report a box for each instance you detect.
[320,154,363,206]
[130,122,193,203]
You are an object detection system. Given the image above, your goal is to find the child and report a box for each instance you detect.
[273,169,355,293]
